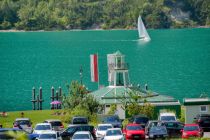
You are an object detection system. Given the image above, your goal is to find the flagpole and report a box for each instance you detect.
[97,52,100,89]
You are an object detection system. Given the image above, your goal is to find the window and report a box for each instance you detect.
[200,105,208,112]
[106,105,110,108]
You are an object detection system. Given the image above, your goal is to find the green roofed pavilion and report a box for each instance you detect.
[90,51,181,119]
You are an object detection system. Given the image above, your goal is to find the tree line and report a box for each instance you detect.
[0,0,209,30]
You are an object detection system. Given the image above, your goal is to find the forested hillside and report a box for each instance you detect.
[0,0,209,30]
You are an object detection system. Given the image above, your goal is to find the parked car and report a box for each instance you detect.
[103,128,124,140]
[72,131,94,140]
[159,112,177,122]
[129,115,149,128]
[37,130,62,140]
[71,116,88,124]
[163,121,184,138]
[145,120,165,136]
[0,128,38,140]
[13,118,33,133]
[43,119,64,132]
[60,124,96,140]
[123,123,145,140]
[102,115,122,128]
[96,124,113,139]
[181,124,203,139]
[33,123,52,135]
[194,114,210,131]
[147,125,168,139]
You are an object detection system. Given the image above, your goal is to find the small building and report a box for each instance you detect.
[91,51,181,119]
[183,97,210,123]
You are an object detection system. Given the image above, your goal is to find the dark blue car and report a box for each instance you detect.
[0,128,38,140]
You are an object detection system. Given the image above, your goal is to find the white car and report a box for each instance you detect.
[159,112,177,122]
[37,130,62,140]
[72,131,94,140]
[103,128,124,140]
[13,118,33,133]
[33,123,52,135]
[96,124,113,139]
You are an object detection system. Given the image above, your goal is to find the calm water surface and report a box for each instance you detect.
[0,28,210,111]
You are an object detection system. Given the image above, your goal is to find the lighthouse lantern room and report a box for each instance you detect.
[107,51,130,87]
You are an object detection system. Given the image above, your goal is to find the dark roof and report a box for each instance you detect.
[183,98,210,106]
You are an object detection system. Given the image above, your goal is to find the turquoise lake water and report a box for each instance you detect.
[0,28,210,111]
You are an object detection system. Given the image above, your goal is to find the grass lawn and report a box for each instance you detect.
[0,110,68,128]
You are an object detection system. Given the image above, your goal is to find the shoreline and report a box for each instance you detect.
[0,26,209,32]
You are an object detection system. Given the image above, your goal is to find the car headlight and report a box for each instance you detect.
[149,134,154,138]
[127,133,132,136]
[183,132,187,136]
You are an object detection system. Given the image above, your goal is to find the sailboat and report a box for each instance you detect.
[138,16,151,41]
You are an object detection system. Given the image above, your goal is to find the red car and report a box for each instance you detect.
[181,124,203,139]
[123,123,145,140]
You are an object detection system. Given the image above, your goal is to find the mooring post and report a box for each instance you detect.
[37,95,40,110]
[31,87,36,110]
[56,90,59,109]
[145,84,148,91]
[59,86,62,109]
[39,87,43,110]
[51,86,54,109]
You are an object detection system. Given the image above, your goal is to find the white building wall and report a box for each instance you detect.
[104,104,125,119]
[185,105,210,124]
[116,104,125,119]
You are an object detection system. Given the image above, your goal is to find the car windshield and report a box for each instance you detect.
[35,125,51,130]
[126,125,143,130]
[161,116,176,121]
[104,116,119,122]
[73,118,87,124]
[72,134,90,139]
[134,117,149,124]
[66,126,94,133]
[98,125,112,131]
[106,130,122,136]
[50,121,62,126]
[150,126,166,133]
[16,120,30,125]
[184,126,199,131]
[39,134,56,139]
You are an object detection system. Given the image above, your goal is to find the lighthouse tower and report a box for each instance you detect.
[107,51,130,87]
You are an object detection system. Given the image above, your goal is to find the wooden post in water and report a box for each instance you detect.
[56,90,59,109]
[39,87,44,110]
[145,84,148,91]
[31,87,36,110]
[51,87,55,109]
[37,95,40,110]
[59,86,62,109]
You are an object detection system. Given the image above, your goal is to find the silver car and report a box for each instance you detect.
[13,118,33,133]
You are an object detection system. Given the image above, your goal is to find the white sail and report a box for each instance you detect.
[138,16,151,41]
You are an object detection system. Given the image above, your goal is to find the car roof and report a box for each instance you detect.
[107,128,121,131]
[98,124,113,126]
[15,118,30,121]
[36,123,51,126]
[0,128,21,131]
[160,112,176,116]
[68,124,93,127]
[127,123,141,126]
[74,131,91,134]
[39,130,57,134]
[44,119,61,122]
[185,124,199,126]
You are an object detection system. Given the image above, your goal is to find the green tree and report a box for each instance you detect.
[62,81,99,115]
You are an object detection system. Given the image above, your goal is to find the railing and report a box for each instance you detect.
[108,63,129,70]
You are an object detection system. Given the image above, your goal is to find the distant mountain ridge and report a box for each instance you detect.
[0,0,209,30]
